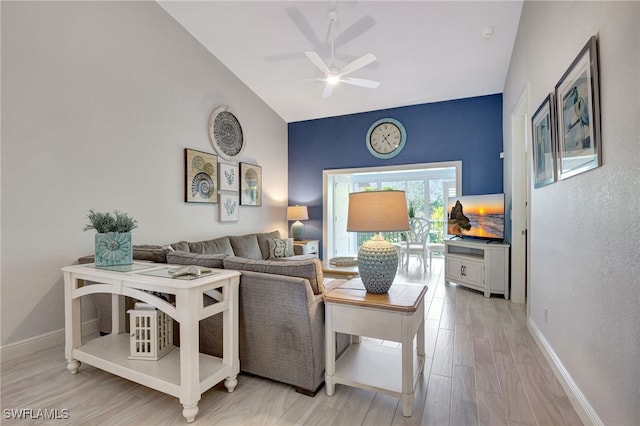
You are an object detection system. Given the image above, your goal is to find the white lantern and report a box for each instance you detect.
[128,302,174,360]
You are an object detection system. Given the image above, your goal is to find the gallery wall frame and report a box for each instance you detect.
[219,163,239,192]
[185,148,218,204]
[531,93,557,188]
[219,193,239,222]
[555,35,602,180]
[239,163,262,206]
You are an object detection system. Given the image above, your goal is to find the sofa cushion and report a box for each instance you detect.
[256,230,281,259]
[169,241,190,252]
[133,245,168,263]
[267,238,295,259]
[188,237,234,256]
[166,251,228,268]
[228,234,262,259]
[223,256,325,294]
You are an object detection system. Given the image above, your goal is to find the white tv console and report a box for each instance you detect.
[444,238,510,299]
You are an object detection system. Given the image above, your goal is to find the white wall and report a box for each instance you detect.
[1,1,288,347]
[503,2,639,425]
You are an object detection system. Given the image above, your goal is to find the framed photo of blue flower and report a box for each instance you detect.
[555,35,601,180]
[185,148,218,203]
[219,163,238,192]
[531,93,556,188]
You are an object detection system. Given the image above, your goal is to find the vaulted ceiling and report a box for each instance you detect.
[159,1,523,123]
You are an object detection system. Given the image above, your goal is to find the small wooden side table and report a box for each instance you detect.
[323,279,427,417]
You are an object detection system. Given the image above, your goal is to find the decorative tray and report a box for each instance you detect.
[329,257,358,267]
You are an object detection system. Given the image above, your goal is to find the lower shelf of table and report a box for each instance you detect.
[331,341,424,396]
[72,334,231,398]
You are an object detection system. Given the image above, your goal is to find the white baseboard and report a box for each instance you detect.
[1,319,99,363]
[527,318,602,426]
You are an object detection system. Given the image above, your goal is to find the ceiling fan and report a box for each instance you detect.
[305,10,380,98]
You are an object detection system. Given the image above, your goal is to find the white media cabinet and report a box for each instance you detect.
[444,238,510,299]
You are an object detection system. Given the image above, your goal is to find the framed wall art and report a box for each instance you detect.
[239,163,262,206]
[185,148,217,204]
[531,93,557,188]
[555,35,601,180]
[219,163,239,192]
[219,194,239,222]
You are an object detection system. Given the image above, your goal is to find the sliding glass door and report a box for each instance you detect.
[323,162,461,259]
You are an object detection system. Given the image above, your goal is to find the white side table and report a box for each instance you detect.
[63,263,240,423]
[292,239,319,257]
[323,279,427,417]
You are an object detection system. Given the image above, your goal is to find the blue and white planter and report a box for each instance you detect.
[95,232,132,266]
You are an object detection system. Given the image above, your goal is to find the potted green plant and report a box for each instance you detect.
[408,202,416,219]
[83,209,138,267]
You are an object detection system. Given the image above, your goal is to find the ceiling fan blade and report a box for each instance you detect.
[321,83,335,98]
[341,77,380,89]
[336,52,380,69]
[304,51,331,75]
[339,53,377,76]
[334,15,376,47]
[286,7,321,48]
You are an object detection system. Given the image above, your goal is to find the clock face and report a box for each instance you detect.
[208,106,245,161]
[366,118,406,159]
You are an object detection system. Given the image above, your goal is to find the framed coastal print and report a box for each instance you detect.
[185,149,217,203]
[219,163,239,192]
[555,35,602,180]
[219,194,239,221]
[531,93,556,188]
[240,163,262,206]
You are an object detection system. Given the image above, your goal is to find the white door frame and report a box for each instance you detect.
[322,161,462,260]
[510,84,531,305]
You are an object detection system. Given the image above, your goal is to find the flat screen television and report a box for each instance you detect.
[447,193,505,241]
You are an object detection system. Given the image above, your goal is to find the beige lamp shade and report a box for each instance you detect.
[347,190,410,232]
[287,205,309,221]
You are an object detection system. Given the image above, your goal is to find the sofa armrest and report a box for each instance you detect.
[234,270,326,391]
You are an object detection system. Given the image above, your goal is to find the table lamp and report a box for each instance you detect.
[287,205,309,241]
[347,190,409,293]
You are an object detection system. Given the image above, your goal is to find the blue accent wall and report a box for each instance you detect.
[288,94,504,252]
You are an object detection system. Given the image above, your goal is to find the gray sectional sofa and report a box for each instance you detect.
[92,230,349,395]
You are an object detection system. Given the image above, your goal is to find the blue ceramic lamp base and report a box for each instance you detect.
[290,221,305,241]
[357,233,398,294]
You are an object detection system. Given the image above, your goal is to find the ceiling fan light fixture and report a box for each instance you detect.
[304,9,379,97]
[326,74,340,85]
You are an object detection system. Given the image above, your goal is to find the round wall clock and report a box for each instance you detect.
[366,118,407,159]
[208,106,245,161]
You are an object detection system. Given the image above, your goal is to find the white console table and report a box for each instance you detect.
[63,262,240,423]
[444,239,510,299]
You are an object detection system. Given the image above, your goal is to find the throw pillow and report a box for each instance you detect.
[256,230,281,260]
[267,238,295,259]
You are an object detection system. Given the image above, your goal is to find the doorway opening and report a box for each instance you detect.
[323,161,461,259]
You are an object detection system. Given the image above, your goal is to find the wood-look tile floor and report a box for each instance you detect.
[1,258,583,425]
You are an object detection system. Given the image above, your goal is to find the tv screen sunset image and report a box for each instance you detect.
[447,194,505,239]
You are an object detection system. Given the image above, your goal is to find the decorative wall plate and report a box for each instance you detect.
[208,106,245,161]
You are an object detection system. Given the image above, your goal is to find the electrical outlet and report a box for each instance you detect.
[544,308,549,323]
